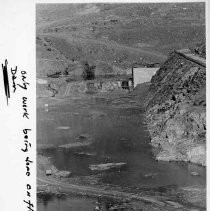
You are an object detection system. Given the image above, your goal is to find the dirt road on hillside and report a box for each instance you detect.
[39,33,167,62]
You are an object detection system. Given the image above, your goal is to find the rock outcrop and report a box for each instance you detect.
[145,49,206,166]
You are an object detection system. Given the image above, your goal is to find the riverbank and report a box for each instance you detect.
[37,154,206,210]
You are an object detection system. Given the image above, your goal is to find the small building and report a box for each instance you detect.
[120,76,133,91]
[131,66,159,88]
[45,169,52,176]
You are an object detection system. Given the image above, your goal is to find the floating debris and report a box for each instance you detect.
[89,163,126,171]
[191,171,199,176]
[77,134,91,139]
[144,173,158,178]
[56,126,70,130]
[74,152,96,157]
[59,140,92,149]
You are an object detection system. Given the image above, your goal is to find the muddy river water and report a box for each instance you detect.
[37,93,205,210]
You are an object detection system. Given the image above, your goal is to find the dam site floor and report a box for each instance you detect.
[37,87,206,211]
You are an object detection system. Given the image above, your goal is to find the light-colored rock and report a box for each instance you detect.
[182,67,198,81]
[187,145,206,166]
[190,171,199,176]
[165,118,185,143]
[165,200,183,208]
[45,169,52,176]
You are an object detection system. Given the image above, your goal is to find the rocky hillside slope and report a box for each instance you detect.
[145,49,206,166]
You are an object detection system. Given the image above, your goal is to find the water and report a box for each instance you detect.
[37,94,206,210]
[37,194,129,211]
[38,196,96,211]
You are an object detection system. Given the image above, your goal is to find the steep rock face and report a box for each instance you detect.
[145,51,206,165]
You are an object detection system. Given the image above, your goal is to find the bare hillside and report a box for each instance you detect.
[36,3,205,77]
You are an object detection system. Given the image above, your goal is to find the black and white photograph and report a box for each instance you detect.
[0,1,208,211]
[38,1,207,210]
[36,2,206,211]
[36,2,207,211]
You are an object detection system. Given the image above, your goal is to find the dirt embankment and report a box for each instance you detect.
[145,50,206,166]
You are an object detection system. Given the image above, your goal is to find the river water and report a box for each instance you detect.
[37,93,206,210]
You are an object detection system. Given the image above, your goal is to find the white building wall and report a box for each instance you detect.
[133,67,159,87]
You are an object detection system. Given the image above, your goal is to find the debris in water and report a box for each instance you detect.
[89,163,126,171]
[77,134,91,139]
[191,171,199,176]
[144,173,158,178]
[74,152,96,157]
[56,126,70,130]
[59,140,92,149]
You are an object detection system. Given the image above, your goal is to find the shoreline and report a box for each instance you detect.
[37,161,205,210]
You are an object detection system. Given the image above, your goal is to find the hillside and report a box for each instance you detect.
[36,3,205,77]
[145,47,206,166]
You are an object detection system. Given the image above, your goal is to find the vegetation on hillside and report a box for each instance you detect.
[82,61,95,80]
